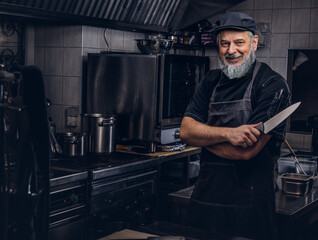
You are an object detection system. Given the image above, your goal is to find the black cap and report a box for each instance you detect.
[212,12,256,35]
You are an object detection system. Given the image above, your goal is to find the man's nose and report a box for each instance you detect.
[227,43,236,54]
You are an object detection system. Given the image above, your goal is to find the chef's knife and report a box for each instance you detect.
[255,102,301,134]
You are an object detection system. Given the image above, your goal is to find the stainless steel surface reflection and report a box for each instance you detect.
[85,54,158,142]
[84,53,209,149]
[276,187,318,216]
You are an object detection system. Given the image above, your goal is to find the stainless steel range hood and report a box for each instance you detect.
[0,0,244,33]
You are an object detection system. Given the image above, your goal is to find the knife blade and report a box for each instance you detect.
[255,102,301,134]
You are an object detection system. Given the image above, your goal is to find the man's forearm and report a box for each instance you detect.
[205,134,271,160]
[180,116,261,148]
[180,116,229,147]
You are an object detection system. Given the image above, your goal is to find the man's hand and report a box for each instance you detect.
[226,123,262,148]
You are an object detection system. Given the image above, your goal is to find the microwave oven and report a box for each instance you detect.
[83,53,209,151]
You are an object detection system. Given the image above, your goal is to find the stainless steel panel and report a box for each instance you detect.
[26,0,35,7]
[68,0,79,14]
[128,0,143,23]
[113,0,126,21]
[151,0,166,25]
[10,0,20,4]
[48,1,57,11]
[62,0,73,13]
[143,0,158,25]
[85,54,158,142]
[103,0,115,19]
[86,0,97,17]
[79,0,90,15]
[147,0,162,25]
[132,0,145,23]
[136,0,152,24]
[73,0,84,15]
[41,0,50,10]
[118,0,134,22]
[92,0,103,17]
[97,0,110,18]
[162,0,180,26]
[108,0,121,20]
[0,0,244,31]
[158,0,172,26]
[34,0,44,8]
[55,2,64,11]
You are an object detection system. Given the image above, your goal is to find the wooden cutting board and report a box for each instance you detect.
[98,229,158,240]
[116,145,201,157]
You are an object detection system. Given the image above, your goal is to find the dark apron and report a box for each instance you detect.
[187,61,277,240]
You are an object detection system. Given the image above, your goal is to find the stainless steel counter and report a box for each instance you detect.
[168,186,318,240]
[168,185,318,215]
[276,187,318,216]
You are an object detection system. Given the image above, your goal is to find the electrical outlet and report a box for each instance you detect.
[65,107,79,128]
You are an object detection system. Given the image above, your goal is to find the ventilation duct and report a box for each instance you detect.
[0,0,245,32]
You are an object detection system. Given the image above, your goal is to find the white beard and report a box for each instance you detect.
[218,47,256,79]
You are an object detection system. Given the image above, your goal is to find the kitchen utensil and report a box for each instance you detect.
[256,102,301,134]
[283,139,307,175]
[62,132,87,157]
[48,119,62,155]
[281,173,313,195]
[278,156,317,176]
[136,39,173,54]
[81,114,116,155]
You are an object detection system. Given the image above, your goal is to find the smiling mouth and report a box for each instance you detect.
[226,57,242,64]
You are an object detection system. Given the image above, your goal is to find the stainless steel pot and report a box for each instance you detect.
[82,114,116,155]
[62,132,87,157]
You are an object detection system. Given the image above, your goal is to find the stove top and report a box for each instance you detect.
[51,152,158,180]
[50,166,88,187]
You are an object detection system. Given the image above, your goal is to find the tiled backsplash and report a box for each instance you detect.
[285,132,312,151]
[34,25,145,132]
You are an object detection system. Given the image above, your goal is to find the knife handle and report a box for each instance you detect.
[255,123,264,133]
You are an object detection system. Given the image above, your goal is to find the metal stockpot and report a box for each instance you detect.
[62,132,87,157]
[82,114,116,155]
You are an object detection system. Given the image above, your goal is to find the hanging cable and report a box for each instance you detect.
[103,28,110,52]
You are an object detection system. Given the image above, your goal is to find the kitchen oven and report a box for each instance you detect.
[84,53,209,151]
[49,167,88,240]
[51,152,158,239]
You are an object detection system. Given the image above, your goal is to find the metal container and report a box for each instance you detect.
[62,132,87,157]
[281,173,313,195]
[82,114,116,155]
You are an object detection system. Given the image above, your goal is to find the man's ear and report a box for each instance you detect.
[253,35,259,51]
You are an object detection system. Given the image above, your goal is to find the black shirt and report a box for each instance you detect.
[184,61,291,157]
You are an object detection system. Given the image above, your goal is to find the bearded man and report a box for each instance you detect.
[180,12,290,240]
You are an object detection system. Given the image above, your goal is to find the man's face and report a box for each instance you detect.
[218,30,258,79]
[218,30,258,66]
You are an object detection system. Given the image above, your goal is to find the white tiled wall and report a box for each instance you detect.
[34,25,144,132]
[207,0,318,82]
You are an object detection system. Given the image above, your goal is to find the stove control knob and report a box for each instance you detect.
[70,194,78,204]
[138,189,145,197]
[174,129,180,139]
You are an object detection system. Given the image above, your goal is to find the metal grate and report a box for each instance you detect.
[0,0,244,32]
[4,0,181,27]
